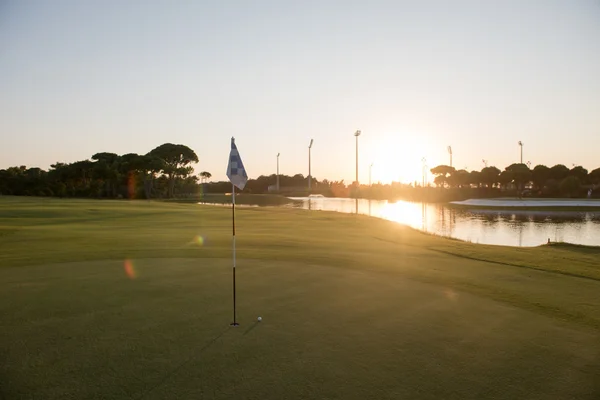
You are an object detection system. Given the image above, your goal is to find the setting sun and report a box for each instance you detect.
[373,133,433,185]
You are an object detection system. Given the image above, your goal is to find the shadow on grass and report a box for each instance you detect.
[543,242,600,253]
[427,247,600,282]
[243,321,260,335]
[133,327,229,400]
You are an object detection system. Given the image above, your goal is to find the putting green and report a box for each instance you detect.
[1,198,600,398]
[1,258,599,399]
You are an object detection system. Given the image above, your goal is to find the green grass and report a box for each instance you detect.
[1,196,600,399]
[196,193,302,206]
[161,193,301,206]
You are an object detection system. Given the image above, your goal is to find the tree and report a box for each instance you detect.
[0,166,43,195]
[92,152,121,197]
[531,165,550,190]
[71,160,95,196]
[46,161,94,197]
[291,174,306,187]
[550,164,569,181]
[430,165,456,176]
[149,144,198,198]
[569,166,588,184]
[120,153,145,198]
[430,165,455,188]
[449,169,470,188]
[545,179,560,195]
[330,179,348,197]
[176,173,199,196]
[24,167,49,196]
[48,162,70,197]
[3,166,26,195]
[480,166,501,188]
[433,175,446,188]
[199,171,212,184]
[198,171,212,196]
[560,176,581,198]
[505,164,531,195]
[114,153,163,199]
[498,170,513,189]
[590,168,600,185]
[0,169,9,194]
[137,154,164,199]
[469,170,482,187]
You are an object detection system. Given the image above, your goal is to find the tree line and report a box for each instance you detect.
[429,163,600,198]
[2,144,599,201]
[212,163,600,200]
[0,143,202,199]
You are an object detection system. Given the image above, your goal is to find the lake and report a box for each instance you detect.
[288,197,600,247]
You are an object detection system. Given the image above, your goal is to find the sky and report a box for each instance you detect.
[1,0,599,184]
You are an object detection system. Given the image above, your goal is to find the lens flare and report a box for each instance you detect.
[124,259,137,279]
[444,288,458,302]
[127,173,136,199]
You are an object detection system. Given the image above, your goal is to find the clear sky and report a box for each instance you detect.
[1,1,599,184]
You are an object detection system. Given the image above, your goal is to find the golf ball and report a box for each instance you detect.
[257,316,262,322]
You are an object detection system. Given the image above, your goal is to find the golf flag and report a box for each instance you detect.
[226,137,247,326]
[227,137,248,190]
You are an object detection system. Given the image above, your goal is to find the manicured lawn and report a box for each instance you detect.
[195,193,302,206]
[1,197,599,399]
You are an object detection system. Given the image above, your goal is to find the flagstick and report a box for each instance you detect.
[230,183,239,326]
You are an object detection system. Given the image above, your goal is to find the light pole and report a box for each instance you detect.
[518,141,523,164]
[369,163,374,187]
[447,146,453,168]
[421,157,427,187]
[354,130,361,186]
[482,159,488,168]
[308,139,314,191]
[276,153,280,191]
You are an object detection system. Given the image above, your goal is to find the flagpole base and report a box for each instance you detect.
[230,322,240,327]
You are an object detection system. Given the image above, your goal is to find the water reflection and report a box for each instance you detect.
[289,197,600,247]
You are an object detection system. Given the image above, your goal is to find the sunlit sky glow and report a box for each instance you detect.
[1,1,599,184]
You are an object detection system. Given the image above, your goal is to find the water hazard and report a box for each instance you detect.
[288,197,600,247]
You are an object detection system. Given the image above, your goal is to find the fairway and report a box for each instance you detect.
[1,197,600,399]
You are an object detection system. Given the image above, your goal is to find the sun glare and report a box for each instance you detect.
[374,133,432,185]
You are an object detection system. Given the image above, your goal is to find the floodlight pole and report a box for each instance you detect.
[422,157,427,187]
[354,130,361,186]
[518,141,523,164]
[276,153,280,191]
[308,139,314,191]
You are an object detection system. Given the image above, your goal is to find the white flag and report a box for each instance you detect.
[226,137,248,190]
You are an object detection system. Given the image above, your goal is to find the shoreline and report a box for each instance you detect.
[449,198,600,211]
